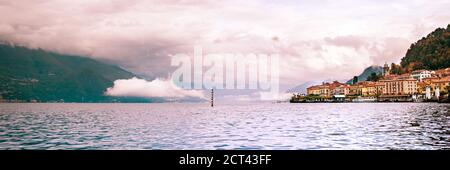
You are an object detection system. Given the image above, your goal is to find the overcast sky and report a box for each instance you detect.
[1,0,449,93]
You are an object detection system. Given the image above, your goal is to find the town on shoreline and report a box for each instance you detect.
[291,63,450,103]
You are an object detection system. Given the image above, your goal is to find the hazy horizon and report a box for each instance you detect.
[0,0,449,101]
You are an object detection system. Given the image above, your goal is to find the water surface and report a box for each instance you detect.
[0,103,449,150]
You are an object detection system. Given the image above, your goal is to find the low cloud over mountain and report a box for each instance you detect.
[105,77,206,100]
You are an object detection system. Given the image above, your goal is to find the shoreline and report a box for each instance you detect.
[290,99,450,103]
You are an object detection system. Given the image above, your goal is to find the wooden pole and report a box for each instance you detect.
[211,88,214,107]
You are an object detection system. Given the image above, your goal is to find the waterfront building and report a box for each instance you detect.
[348,81,377,97]
[434,68,450,78]
[431,76,450,94]
[435,87,440,98]
[361,82,377,96]
[383,63,390,76]
[422,77,439,84]
[306,81,350,98]
[306,86,321,95]
[410,70,434,81]
[420,76,450,96]
[307,83,330,97]
[426,86,432,99]
[384,73,411,81]
[329,81,350,96]
[375,82,384,96]
[416,81,428,96]
[302,66,450,102]
[379,78,417,95]
[319,84,330,97]
[348,84,361,96]
[332,94,346,101]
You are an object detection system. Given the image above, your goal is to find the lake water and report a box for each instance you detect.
[0,103,449,150]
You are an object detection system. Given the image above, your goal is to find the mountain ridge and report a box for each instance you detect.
[345,65,383,84]
[0,44,156,102]
[400,24,450,71]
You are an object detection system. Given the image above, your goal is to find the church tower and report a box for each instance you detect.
[383,62,390,76]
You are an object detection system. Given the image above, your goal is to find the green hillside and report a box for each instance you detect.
[0,44,146,102]
[400,24,450,70]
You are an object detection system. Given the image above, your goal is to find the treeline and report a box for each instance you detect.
[400,24,450,71]
[350,24,449,83]
[0,44,146,102]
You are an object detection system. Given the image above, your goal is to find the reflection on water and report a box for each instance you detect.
[0,103,449,150]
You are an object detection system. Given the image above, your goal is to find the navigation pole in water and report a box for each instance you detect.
[211,88,214,107]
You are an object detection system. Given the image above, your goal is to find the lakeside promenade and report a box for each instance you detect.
[291,65,450,103]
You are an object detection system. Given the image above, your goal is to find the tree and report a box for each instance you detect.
[447,85,450,100]
[367,72,382,82]
[400,24,450,70]
[390,63,406,75]
[352,76,358,84]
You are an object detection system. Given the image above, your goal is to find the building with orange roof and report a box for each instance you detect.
[375,82,384,96]
[347,81,378,97]
[329,81,350,96]
[302,66,450,102]
[306,85,321,96]
[434,68,450,78]
[410,70,434,81]
[434,76,450,86]
[416,81,429,96]
[307,83,330,97]
[430,76,450,95]
[306,81,350,98]
[379,78,417,96]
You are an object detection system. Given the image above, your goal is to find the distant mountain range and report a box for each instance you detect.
[0,44,158,102]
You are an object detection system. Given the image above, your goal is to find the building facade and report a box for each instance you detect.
[410,70,434,81]
[303,67,450,101]
[306,81,350,98]
[380,79,417,95]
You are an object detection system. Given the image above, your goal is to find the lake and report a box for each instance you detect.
[0,103,449,150]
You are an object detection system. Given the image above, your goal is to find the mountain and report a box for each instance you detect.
[400,24,450,70]
[287,81,321,94]
[346,65,383,84]
[287,79,335,94]
[0,44,154,102]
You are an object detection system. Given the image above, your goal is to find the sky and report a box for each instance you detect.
[0,0,449,100]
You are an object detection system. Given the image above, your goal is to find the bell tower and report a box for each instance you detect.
[383,62,390,76]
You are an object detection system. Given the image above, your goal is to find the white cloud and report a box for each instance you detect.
[105,77,206,99]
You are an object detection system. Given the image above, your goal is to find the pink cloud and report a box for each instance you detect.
[0,0,448,90]
[105,77,206,99]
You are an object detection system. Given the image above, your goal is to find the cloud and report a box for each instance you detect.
[323,35,411,65]
[105,77,206,100]
[324,35,370,49]
[0,24,14,35]
[0,0,449,91]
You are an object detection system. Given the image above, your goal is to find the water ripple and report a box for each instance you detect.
[0,103,449,150]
